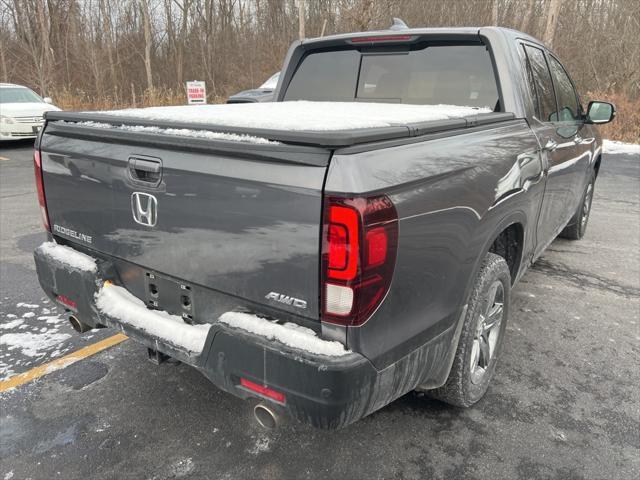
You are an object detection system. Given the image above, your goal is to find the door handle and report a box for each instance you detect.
[128,156,162,186]
[543,139,558,152]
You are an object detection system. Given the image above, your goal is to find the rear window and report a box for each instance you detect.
[284,44,500,110]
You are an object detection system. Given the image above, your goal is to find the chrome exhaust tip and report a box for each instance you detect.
[68,315,92,333]
[253,403,282,429]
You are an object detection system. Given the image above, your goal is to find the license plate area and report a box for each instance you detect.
[144,272,194,323]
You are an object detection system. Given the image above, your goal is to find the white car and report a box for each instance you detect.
[0,83,61,141]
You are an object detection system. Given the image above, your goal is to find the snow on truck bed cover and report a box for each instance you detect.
[89,101,492,132]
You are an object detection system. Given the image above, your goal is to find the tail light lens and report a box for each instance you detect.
[33,150,50,232]
[321,195,398,326]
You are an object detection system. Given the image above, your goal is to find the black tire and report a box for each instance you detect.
[427,253,511,407]
[560,171,596,240]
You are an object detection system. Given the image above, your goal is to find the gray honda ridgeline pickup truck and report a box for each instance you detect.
[33,26,615,429]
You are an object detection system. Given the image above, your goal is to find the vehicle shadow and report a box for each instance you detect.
[0,138,36,151]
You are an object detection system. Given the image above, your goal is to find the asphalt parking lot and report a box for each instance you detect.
[1,139,638,480]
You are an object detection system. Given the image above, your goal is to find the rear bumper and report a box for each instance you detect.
[34,241,457,429]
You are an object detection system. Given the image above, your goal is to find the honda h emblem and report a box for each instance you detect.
[131,192,158,227]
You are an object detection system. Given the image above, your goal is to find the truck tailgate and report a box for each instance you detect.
[40,122,331,321]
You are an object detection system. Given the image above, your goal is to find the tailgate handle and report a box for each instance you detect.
[129,157,162,185]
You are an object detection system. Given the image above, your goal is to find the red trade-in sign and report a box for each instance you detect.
[186,81,206,105]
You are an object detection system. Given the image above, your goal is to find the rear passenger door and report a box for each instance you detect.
[520,44,585,255]
[546,53,594,208]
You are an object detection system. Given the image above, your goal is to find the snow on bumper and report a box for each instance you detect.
[219,312,350,357]
[34,242,211,357]
[96,282,211,355]
[36,241,97,272]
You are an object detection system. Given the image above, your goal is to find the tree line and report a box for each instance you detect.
[0,0,637,140]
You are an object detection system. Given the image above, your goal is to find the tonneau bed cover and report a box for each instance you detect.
[45,101,515,148]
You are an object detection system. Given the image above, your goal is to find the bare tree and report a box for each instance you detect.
[0,31,8,82]
[140,0,154,91]
[543,0,563,48]
[0,0,637,141]
[99,0,118,100]
[297,0,305,40]
[520,0,536,31]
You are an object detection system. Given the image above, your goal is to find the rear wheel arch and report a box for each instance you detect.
[487,222,525,284]
[459,214,527,312]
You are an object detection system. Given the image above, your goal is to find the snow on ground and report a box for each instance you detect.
[16,303,39,309]
[95,283,210,354]
[0,331,71,357]
[0,301,70,381]
[219,311,351,356]
[603,140,640,155]
[93,101,491,132]
[61,121,280,145]
[37,241,97,272]
[0,319,24,330]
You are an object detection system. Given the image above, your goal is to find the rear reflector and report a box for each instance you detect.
[33,150,50,232]
[240,378,286,404]
[56,294,77,311]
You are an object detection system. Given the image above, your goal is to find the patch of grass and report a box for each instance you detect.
[52,88,226,111]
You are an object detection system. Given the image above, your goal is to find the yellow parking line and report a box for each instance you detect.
[0,156,9,161]
[0,333,128,392]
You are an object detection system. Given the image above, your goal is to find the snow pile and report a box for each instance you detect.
[0,331,71,357]
[0,319,24,329]
[94,101,491,132]
[219,311,350,357]
[603,140,640,155]
[95,283,210,354]
[17,303,39,309]
[37,241,97,273]
[61,121,279,145]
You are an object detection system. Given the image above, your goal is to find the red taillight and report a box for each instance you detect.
[350,35,413,43]
[240,378,286,404]
[321,195,398,326]
[327,205,359,280]
[33,150,50,231]
[365,227,388,267]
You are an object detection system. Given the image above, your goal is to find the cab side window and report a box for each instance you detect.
[521,46,541,118]
[548,55,580,122]
[522,45,557,122]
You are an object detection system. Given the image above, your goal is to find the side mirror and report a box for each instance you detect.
[43,97,53,104]
[585,101,615,124]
